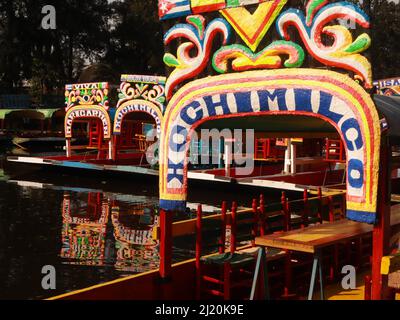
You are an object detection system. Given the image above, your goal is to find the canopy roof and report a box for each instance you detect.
[374,95,400,138]
[0,108,61,120]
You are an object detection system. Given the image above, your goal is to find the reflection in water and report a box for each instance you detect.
[61,193,110,265]
[112,204,159,272]
[0,153,225,299]
[60,192,160,273]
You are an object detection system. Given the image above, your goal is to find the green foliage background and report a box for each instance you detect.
[0,0,398,100]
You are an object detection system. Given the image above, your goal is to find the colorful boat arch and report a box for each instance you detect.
[64,82,111,141]
[159,69,381,223]
[113,99,163,138]
[64,105,112,139]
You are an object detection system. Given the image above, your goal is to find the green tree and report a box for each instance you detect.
[102,0,165,76]
[0,0,112,93]
[349,0,400,80]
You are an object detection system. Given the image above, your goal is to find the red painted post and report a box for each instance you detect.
[159,209,173,280]
[223,263,231,300]
[303,189,309,228]
[112,135,118,161]
[317,187,323,223]
[282,250,293,299]
[47,118,52,133]
[328,195,334,222]
[364,275,372,300]
[195,205,202,270]
[281,192,289,231]
[371,137,391,300]
[259,194,265,236]
[219,201,227,254]
[252,198,258,246]
[196,205,202,299]
[230,202,237,253]
[330,244,339,281]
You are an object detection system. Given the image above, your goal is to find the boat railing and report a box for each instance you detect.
[80,148,104,162]
[152,190,346,241]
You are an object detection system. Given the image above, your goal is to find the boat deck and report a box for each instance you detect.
[7,155,347,193]
[324,271,400,300]
[47,203,400,301]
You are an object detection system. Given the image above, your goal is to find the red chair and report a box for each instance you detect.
[195,202,228,299]
[196,201,263,300]
[259,192,290,235]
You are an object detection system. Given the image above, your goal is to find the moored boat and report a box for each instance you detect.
[5,0,400,301]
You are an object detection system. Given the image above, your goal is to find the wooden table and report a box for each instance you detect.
[251,205,400,300]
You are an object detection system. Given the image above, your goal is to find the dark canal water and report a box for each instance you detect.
[0,147,286,300]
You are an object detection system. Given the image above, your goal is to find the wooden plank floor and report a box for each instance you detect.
[325,270,368,300]
[311,270,400,300]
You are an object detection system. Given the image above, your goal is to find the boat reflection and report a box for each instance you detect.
[61,192,111,266]
[111,202,159,272]
[60,191,160,273]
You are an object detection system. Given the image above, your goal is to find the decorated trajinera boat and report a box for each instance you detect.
[17,0,400,300]
[8,80,400,194]
[6,76,349,192]
[374,77,400,96]
[9,75,164,167]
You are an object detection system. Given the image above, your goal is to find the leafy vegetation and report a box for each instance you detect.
[0,0,398,100]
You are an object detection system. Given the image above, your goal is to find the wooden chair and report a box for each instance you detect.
[135,134,147,152]
[135,134,153,165]
[324,192,368,281]
[260,193,290,235]
[259,193,298,298]
[286,198,307,230]
[328,193,346,222]
[303,190,323,226]
[286,190,324,230]
[284,191,325,295]
[195,202,228,299]
[230,200,285,299]
[196,201,264,300]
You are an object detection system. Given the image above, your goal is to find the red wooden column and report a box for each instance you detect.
[47,118,52,133]
[159,209,173,280]
[112,135,118,161]
[371,136,391,300]
[40,119,45,134]
[65,138,72,157]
